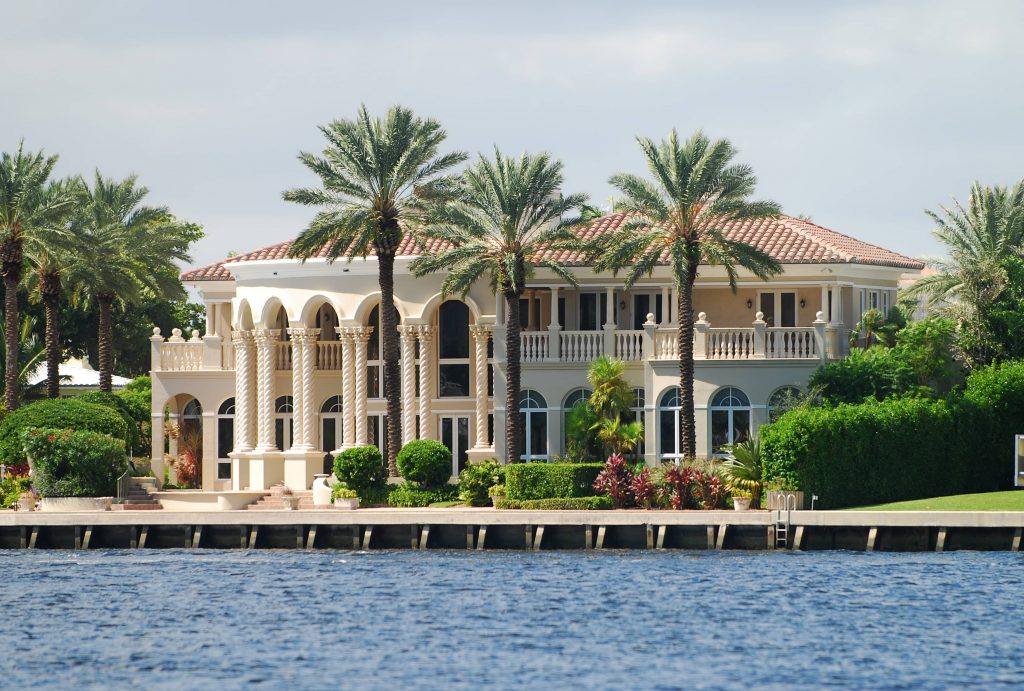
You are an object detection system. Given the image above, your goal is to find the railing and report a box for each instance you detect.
[520,331,548,363]
[654,330,678,359]
[706,328,755,359]
[614,330,644,361]
[766,327,817,359]
[559,331,603,362]
[317,341,344,370]
[115,468,131,505]
[160,341,203,371]
[275,342,292,370]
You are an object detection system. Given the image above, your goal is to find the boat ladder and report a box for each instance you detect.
[774,493,797,549]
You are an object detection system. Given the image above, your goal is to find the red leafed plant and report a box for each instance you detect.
[173,424,202,488]
[593,453,633,508]
[660,465,701,510]
[630,468,656,509]
[692,470,727,510]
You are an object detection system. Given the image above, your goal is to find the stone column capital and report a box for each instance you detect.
[469,323,493,338]
[416,325,437,341]
[253,329,280,347]
[287,326,318,344]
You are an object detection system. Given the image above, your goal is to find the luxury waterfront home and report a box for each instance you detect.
[153,213,923,491]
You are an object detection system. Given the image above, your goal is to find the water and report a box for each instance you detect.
[1,550,1022,690]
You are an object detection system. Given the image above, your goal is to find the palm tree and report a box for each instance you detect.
[903,181,1024,366]
[0,144,75,410]
[410,149,588,462]
[285,105,466,475]
[593,130,781,458]
[76,172,198,391]
[0,315,48,403]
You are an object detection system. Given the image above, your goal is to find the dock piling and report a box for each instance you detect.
[866,527,879,552]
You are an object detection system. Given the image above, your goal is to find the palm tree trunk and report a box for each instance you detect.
[97,293,114,393]
[503,289,523,463]
[1,237,23,412]
[377,250,402,476]
[41,271,61,399]
[676,266,698,459]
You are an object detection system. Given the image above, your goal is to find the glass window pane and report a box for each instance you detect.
[711,411,729,452]
[531,411,547,456]
[368,366,381,399]
[439,301,469,358]
[439,364,470,397]
[275,419,284,451]
[733,410,751,445]
[660,410,675,457]
[759,293,775,327]
[457,417,469,473]
[441,417,453,450]
[633,295,650,330]
[217,461,231,480]
[217,418,233,459]
[322,419,336,452]
[781,293,796,327]
[579,293,597,331]
[368,307,380,360]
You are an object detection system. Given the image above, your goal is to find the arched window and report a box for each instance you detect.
[438,300,470,397]
[216,398,234,480]
[627,388,646,456]
[768,386,803,423]
[519,390,548,461]
[367,303,401,398]
[658,387,682,462]
[320,395,343,455]
[182,398,202,434]
[275,395,294,452]
[710,387,751,453]
[562,387,592,452]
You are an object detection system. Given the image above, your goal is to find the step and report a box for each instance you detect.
[111,504,163,511]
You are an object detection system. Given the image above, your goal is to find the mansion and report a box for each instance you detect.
[153,213,923,491]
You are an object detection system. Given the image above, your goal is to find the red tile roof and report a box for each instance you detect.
[181,213,924,282]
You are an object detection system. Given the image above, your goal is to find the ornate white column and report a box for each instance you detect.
[252,329,279,452]
[469,324,493,457]
[287,329,306,450]
[417,325,436,440]
[352,325,373,446]
[231,330,256,453]
[337,327,356,448]
[299,329,318,452]
[399,325,418,445]
[661,286,670,325]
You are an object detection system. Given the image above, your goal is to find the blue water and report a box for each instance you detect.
[1,550,1022,690]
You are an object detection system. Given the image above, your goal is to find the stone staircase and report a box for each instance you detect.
[111,478,163,511]
[247,486,316,510]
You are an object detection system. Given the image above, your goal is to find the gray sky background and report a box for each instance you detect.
[2,1,1022,272]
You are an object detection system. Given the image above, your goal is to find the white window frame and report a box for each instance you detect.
[520,390,549,461]
[757,290,799,327]
[709,387,751,454]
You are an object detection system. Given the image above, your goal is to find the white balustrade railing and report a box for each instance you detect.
[317,341,344,370]
[654,330,678,360]
[706,328,755,359]
[559,331,603,362]
[275,342,292,370]
[520,331,548,363]
[161,342,203,371]
[614,330,644,361]
[766,328,817,359]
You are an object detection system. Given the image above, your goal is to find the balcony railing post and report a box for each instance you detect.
[546,325,561,362]
[752,312,766,359]
[202,333,222,370]
[642,313,657,361]
[602,323,616,358]
[693,312,708,359]
[150,327,165,372]
[814,311,828,363]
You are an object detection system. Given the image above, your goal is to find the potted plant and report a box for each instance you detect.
[17,490,35,512]
[764,479,804,511]
[730,488,752,512]
[488,483,506,508]
[280,486,300,511]
[332,483,359,510]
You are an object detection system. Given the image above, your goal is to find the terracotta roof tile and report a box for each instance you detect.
[180,213,924,282]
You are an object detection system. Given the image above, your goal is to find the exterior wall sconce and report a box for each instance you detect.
[799,298,807,308]
[746,299,753,309]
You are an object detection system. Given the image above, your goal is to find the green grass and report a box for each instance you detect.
[427,501,464,508]
[849,490,1024,511]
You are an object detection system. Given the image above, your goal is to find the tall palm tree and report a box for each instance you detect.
[593,130,781,458]
[0,315,48,403]
[410,149,588,462]
[0,143,75,410]
[76,172,197,391]
[903,181,1024,366]
[285,105,466,475]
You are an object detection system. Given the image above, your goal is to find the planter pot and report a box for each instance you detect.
[766,491,805,512]
[39,497,112,513]
[281,495,300,511]
[17,497,35,512]
[334,497,359,510]
[732,497,751,512]
[491,496,505,507]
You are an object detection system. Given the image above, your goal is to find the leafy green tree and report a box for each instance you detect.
[586,355,632,420]
[892,317,961,392]
[75,172,199,391]
[593,130,781,458]
[905,181,1024,366]
[0,144,75,410]
[285,105,466,475]
[0,315,47,404]
[410,149,588,461]
[810,347,917,405]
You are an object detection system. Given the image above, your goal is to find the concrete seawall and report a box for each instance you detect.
[2,509,1023,551]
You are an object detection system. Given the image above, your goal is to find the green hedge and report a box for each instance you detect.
[396,440,452,488]
[77,392,141,455]
[505,463,604,500]
[333,445,387,495]
[0,399,129,466]
[495,496,613,510]
[25,428,128,498]
[761,360,1024,508]
[386,482,459,508]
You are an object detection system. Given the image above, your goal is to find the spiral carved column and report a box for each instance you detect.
[352,326,373,446]
[286,329,305,449]
[417,325,436,440]
[469,324,492,450]
[299,328,318,452]
[231,329,256,453]
[399,325,418,445]
[252,329,279,452]
[338,327,356,448]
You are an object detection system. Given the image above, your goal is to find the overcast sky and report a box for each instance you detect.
[2,1,1022,272]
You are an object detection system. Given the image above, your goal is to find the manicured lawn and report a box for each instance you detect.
[850,490,1024,511]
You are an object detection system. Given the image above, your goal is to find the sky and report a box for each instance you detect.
[2,0,1022,273]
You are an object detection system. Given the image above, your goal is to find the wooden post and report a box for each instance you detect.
[533,525,545,551]
[306,525,318,550]
[249,525,260,549]
[185,526,193,549]
[656,526,666,550]
[410,525,420,549]
[1013,527,1022,553]
[28,526,39,549]
[525,525,534,550]
[866,527,878,552]
[477,525,487,550]
[19,526,27,550]
[82,526,93,550]
[706,526,715,550]
[595,525,606,549]
[936,527,947,553]
[715,525,727,550]
[362,525,373,550]
[767,525,775,550]
[466,525,475,550]
[138,525,149,549]
[295,525,304,549]
[419,525,431,550]
[585,525,593,550]
[645,524,654,550]
[352,525,361,550]
[74,526,82,550]
[240,526,248,549]
[192,525,203,549]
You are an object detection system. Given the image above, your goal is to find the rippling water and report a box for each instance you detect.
[1,550,1022,689]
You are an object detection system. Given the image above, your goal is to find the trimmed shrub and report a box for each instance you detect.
[25,428,128,498]
[0,399,129,466]
[396,440,452,488]
[457,459,505,506]
[333,445,387,495]
[495,496,613,510]
[77,391,141,455]
[505,463,604,500]
[386,482,459,508]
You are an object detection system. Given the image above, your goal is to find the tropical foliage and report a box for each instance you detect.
[592,130,781,458]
